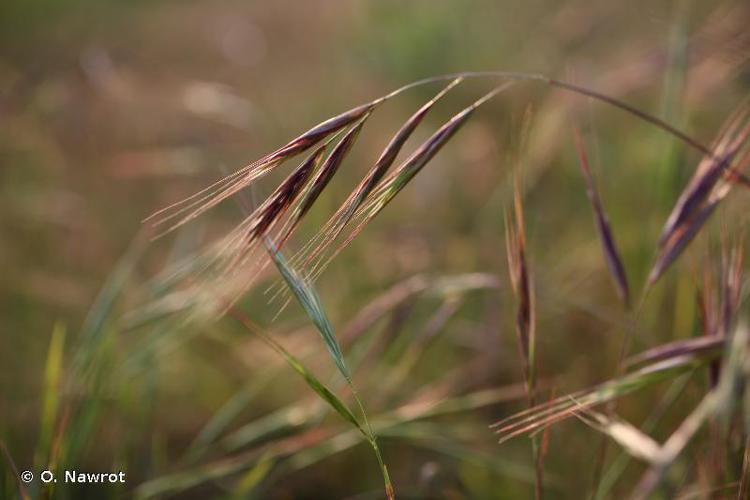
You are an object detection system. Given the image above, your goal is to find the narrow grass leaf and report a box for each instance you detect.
[230,308,363,435]
[36,322,66,468]
[266,238,350,381]
[68,231,146,412]
[232,454,276,498]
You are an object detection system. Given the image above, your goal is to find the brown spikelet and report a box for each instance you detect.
[505,179,536,404]
[299,78,463,267]
[274,114,370,250]
[271,103,375,161]
[648,107,750,285]
[363,80,462,194]
[658,106,750,248]
[573,129,630,306]
[248,145,327,241]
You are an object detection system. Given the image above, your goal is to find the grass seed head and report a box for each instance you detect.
[573,129,630,306]
[649,106,750,285]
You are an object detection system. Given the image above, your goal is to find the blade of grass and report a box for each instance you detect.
[229,308,363,434]
[35,322,66,469]
[263,238,393,499]
[265,237,351,381]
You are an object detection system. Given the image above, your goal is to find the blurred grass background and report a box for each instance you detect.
[2,0,750,498]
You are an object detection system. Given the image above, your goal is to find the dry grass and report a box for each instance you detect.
[138,68,750,498]
[6,3,750,498]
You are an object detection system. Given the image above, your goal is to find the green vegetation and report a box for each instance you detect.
[3,1,750,498]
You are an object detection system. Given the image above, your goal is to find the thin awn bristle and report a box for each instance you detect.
[498,403,595,444]
[144,102,376,236]
[493,394,592,442]
[573,129,630,306]
[146,72,750,238]
[149,158,285,239]
[142,148,284,225]
[489,388,590,430]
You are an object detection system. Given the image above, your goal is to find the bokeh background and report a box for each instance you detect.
[2,0,750,498]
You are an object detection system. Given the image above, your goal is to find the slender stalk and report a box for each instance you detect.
[349,383,394,500]
[369,435,394,500]
[379,71,727,164]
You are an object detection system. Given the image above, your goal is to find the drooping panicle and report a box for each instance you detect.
[145,101,376,235]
